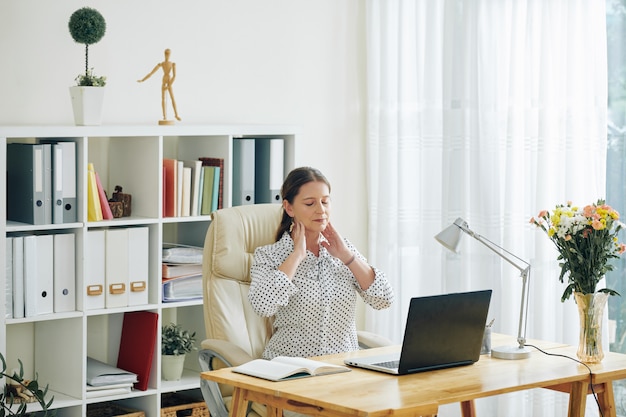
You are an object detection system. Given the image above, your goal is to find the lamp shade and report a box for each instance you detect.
[435,223,462,252]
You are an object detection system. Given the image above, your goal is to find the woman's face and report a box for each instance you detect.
[284,180,331,234]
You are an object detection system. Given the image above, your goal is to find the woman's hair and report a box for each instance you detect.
[275,166,331,241]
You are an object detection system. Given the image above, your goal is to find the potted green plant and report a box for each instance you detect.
[0,352,55,416]
[161,323,197,381]
[67,7,107,125]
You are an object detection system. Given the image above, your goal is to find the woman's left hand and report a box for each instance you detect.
[321,222,353,263]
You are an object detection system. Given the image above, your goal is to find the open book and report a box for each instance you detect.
[232,356,350,381]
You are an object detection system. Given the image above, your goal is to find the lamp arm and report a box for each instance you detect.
[458,221,530,348]
[517,266,530,348]
[458,224,528,274]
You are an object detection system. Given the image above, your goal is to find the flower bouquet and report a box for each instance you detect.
[530,199,626,301]
[530,199,626,362]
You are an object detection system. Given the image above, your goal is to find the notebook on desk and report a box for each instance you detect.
[344,289,492,375]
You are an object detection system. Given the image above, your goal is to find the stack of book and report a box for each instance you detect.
[87,162,114,221]
[162,157,223,218]
[86,357,138,398]
[162,244,203,302]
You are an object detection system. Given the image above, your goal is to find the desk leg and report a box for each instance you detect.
[597,381,616,417]
[230,388,250,417]
[460,400,476,417]
[265,405,281,417]
[568,381,588,417]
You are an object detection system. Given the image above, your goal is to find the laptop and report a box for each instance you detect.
[344,289,492,375]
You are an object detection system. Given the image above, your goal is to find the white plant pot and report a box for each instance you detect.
[69,86,105,126]
[162,354,186,381]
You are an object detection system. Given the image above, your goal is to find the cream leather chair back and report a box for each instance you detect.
[200,203,282,417]
[202,203,281,358]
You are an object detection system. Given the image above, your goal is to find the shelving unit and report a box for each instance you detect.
[0,124,296,416]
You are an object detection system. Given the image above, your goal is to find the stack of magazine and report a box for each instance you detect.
[162,243,203,302]
[86,357,138,398]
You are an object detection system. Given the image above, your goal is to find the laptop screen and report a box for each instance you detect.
[398,290,492,374]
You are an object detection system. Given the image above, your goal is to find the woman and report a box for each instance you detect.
[249,167,394,359]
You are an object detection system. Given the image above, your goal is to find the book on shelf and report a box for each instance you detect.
[86,356,138,387]
[85,381,134,398]
[94,169,113,220]
[199,157,224,210]
[162,243,203,264]
[211,166,220,213]
[86,382,135,392]
[87,163,103,222]
[162,262,202,279]
[181,166,192,217]
[183,160,203,217]
[163,158,178,217]
[176,160,184,217]
[232,356,350,381]
[162,274,202,302]
[117,311,158,391]
[200,166,215,215]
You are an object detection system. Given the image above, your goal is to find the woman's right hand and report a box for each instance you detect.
[291,220,307,262]
[279,221,307,279]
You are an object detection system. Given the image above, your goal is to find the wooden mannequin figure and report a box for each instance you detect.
[138,48,182,125]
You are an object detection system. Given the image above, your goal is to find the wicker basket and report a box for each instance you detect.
[87,401,146,417]
[161,392,209,417]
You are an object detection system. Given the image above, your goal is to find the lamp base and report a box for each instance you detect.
[491,345,533,360]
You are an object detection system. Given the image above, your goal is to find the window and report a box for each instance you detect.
[606,1,626,413]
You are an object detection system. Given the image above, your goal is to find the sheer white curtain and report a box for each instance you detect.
[366,1,607,415]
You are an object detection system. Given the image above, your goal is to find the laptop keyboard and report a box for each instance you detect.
[374,360,399,369]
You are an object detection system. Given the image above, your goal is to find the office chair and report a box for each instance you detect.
[198,203,392,417]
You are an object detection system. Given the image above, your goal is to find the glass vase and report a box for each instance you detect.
[573,291,609,363]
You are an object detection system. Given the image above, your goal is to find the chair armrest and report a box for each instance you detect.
[200,338,255,368]
[357,330,394,348]
[198,339,256,417]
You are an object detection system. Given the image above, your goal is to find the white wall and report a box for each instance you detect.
[0,0,369,254]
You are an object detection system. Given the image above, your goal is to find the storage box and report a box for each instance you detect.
[161,392,209,417]
[87,402,146,417]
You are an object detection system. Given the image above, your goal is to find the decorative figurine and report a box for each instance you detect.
[138,48,181,125]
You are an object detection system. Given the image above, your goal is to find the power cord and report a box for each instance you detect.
[524,344,604,417]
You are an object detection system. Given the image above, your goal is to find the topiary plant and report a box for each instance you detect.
[68,7,107,87]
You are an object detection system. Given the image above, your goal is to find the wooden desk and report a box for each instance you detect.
[541,345,626,417]
[201,335,626,417]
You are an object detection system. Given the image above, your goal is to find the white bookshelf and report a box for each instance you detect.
[0,124,296,416]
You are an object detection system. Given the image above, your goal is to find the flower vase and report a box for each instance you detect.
[573,291,609,363]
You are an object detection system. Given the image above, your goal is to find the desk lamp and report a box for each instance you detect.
[435,218,532,359]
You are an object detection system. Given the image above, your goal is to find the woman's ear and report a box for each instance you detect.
[283,199,294,217]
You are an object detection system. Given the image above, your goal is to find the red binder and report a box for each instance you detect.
[117,311,158,391]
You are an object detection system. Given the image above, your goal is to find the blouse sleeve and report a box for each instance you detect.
[343,239,394,310]
[248,244,298,317]
[357,265,395,310]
